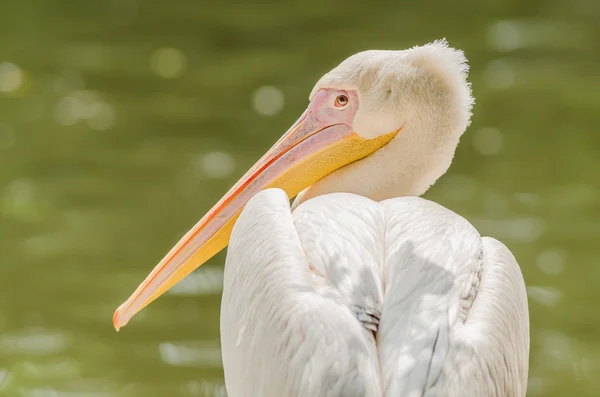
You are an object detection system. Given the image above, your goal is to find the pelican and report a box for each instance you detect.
[113,40,530,397]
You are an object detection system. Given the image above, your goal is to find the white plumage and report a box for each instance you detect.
[114,40,531,397]
[222,190,529,397]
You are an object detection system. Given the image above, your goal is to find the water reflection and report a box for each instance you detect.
[54,91,115,131]
[169,267,224,297]
[474,216,546,243]
[0,329,70,356]
[159,340,222,368]
[527,286,562,307]
[1,0,598,396]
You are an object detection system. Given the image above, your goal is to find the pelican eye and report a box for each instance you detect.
[334,94,349,108]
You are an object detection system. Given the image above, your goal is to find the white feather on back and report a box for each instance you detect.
[221,189,529,397]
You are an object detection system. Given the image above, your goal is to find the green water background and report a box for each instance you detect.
[0,0,599,396]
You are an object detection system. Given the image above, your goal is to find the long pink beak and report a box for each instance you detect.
[113,89,397,330]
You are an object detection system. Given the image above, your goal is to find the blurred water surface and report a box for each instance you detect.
[1,0,599,396]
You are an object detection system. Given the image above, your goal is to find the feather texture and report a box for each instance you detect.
[221,189,529,397]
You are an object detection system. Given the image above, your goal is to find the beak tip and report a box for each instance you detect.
[113,305,127,332]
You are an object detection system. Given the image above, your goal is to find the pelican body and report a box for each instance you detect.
[113,40,530,397]
[223,190,529,397]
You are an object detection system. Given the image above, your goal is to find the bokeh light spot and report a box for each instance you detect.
[87,102,116,131]
[54,91,115,130]
[527,286,563,307]
[55,96,85,126]
[472,127,503,156]
[474,216,545,243]
[488,20,521,52]
[0,329,71,355]
[536,249,566,275]
[186,381,227,397]
[0,369,10,391]
[0,62,23,93]
[159,341,222,367]
[169,267,224,296]
[199,151,236,179]
[150,48,187,79]
[1,178,47,222]
[252,86,284,116]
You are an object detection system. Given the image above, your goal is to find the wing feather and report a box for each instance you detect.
[221,189,382,397]
[222,190,529,397]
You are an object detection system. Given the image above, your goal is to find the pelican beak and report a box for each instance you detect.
[113,89,397,330]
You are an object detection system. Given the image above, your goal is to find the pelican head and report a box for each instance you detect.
[113,39,474,329]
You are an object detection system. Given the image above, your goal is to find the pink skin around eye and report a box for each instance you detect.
[308,89,359,128]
